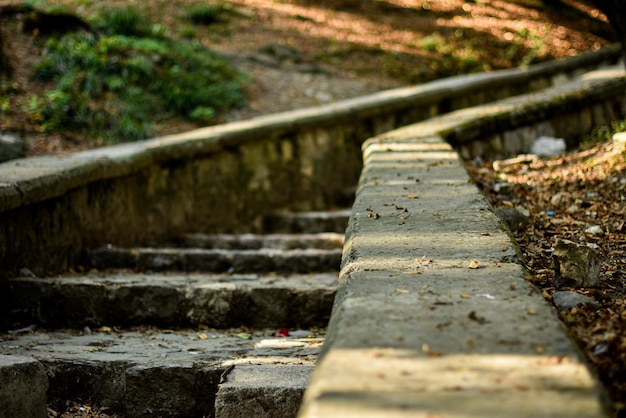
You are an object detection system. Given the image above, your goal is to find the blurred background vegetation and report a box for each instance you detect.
[0,0,620,147]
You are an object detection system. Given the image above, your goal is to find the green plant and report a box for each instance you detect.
[582,118,626,149]
[180,25,197,39]
[420,32,451,54]
[0,82,16,122]
[31,22,246,142]
[25,95,44,125]
[190,106,215,123]
[0,97,9,114]
[94,6,149,37]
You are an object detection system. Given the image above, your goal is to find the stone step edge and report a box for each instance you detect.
[3,273,338,329]
[86,247,343,274]
[216,364,314,418]
[0,349,313,418]
[178,232,344,250]
[0,355,48,418]
[262,210,351,234]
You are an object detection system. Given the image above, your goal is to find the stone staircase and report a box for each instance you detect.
[1,51,623,418]
[0,209,350,418]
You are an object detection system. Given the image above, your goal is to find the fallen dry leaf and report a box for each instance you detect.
[467,260,480,269]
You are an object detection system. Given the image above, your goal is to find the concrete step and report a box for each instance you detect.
[216,364,313,418]
[2,218,345,416]
[262,210,351,234]
[0,327,321,418]
[0,355,48,418]
[178,232,344,250]
[2,272,338,329]
[86,247,343,274]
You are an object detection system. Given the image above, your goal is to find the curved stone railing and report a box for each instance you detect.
[298,65,624,417]
[0,45,621,278]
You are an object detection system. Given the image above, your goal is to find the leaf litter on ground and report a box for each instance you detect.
[466,131,626,415]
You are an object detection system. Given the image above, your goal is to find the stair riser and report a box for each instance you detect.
[43,360,222,418]
[3,279,336,329]
[262,211,351,234]
[87,249,343,274]
[178,233,344,250]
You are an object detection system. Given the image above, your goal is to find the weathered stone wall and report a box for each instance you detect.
[449,72,626,159]
[0,126,364,277]
[0,46,621,278]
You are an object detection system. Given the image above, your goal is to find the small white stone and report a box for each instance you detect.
[530,136,566,158]
[613,131,626,145]
[550,192,569,206]
[566,204,579,214]
[493,182,513,193]
[585,225,604,236]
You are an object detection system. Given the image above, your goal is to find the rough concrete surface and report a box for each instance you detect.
[0,329,322,417]
[0,355,48,418]
[178,232,344,250]
[86,247,343,274]
[216,365,314,418]
[3,272,338,329]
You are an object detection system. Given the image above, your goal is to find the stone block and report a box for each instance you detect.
[125,363,197,418]
[44,360,126,414]
[248,287,291,328]
[273,249,342,274]
[0,355,47,418]
[553,238,602,288]
[108,283,184,325]
[215,365,313,418]
[0,133,25,163]
[186,283,247,328]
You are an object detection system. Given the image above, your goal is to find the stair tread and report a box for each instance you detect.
[3,220,346,415]
[0,328,318,417]
[4,272,338,329]
[86,247,343,274]
[0,327,323,366]
[178,232,344,250]
[90,247,344,253]
[9,271,339,288]
[263,210,351,234]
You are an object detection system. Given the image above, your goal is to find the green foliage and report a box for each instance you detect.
[582,118,626,149]
[30,8,246,142]
[417,32,486,76]
[0,82,17,124]
[94,6,150,37]
[420,32,449,54]
[190,106,215,123]
[180,25,197,39]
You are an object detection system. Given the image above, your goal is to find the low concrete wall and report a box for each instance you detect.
[298,66,624,418]
[382,68,626,159]
[0,46,621,278]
